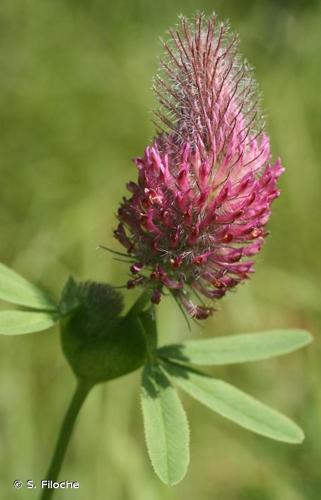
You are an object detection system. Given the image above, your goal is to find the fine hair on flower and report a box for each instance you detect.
[115,12,284,320]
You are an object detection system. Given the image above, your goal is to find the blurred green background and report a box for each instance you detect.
[0,0,320,499]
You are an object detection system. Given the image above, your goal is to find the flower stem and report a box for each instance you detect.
[127,289,151,318]
[40,379,93,500]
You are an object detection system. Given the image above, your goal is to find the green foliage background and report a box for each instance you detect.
[0,0,320,498]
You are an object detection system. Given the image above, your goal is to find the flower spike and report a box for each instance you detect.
[114,13,284,319]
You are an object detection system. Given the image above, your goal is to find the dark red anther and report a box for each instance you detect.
[130,262,144,274]
[188,225,199,244]
[117,207,125,218]
[194,307,212,320]
[212,278,224,288]
[127,276,145,289]
[151,237,161,253]
[170,255,183,268]
[150,267,160,280]
[183,209,193,225]
[170,230,179,249]
[126,181,138,193]
[161,210,172,227]
[193,254,209,265]
[222,232,233,243]
[215,248,243,263]
[151,289,162,304]
[146,210,162,235]
[146,188,162,205]
[127,242,135,254]
[251,228,262,238]
[141,197,150,209]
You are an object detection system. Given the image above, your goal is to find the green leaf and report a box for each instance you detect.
[141,363,189,485]
[158,329,312,366]
[0,310,57,335]
[0,262,57,311]
[164,362,304,444]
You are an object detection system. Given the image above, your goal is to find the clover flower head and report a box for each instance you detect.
[114,13,284,319]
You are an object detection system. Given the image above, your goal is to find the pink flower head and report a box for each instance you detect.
[114,13,284,319]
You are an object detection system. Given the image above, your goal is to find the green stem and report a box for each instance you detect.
[127,289,151,318]
[40,379,93,500]
[138,305,158,362]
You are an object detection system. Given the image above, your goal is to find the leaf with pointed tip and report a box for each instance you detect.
[140,363,189,485]
[0,262,57,311]
[164,362,304,444]
[0,310,57,335]
[158,329,312,366]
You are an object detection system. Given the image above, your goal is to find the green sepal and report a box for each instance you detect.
[60,282,147,384]
[61,313,147,384]
[58,277,81,315]
[58,277,124,320]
